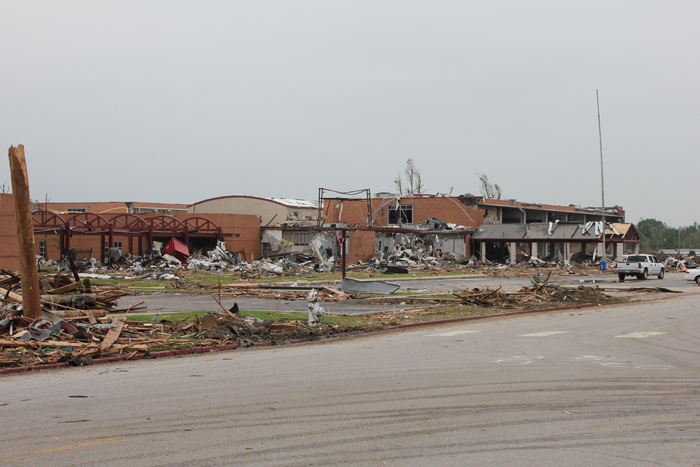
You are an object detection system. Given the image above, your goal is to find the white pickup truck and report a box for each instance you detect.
[616,254,665,281]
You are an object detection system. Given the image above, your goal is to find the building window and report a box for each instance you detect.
[388,204,413,224]
[105,241,123,255]
[39,241,46,258]
[282,232,313,246]
[66,207,87,213]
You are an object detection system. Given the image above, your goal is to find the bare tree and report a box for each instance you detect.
[394,171,403,195]
[404,159,417,193]
[414,169,425,194]
[0,182,9,194]
[477,172,502,199]
[395,159,425,195]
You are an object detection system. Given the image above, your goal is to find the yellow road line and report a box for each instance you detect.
[0,436,125,463]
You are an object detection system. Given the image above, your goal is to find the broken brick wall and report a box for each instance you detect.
[347,230,377,264]
[481,206,500,224]
[173,213,261,262]
[0,194,20,271]
[323,197,484,229]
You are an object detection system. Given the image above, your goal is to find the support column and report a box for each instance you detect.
[531,242,538,258]
[596,242,605,258]
[464,233,472,258]
[341,230,347,279]
[634,243,640,254]
[509,242,517,265]
[100,235,105,263]
[615,243,624,261]
[480,241,487,262]
[564,242,571,263]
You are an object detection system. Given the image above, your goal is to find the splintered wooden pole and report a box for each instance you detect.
[8,145,41,319]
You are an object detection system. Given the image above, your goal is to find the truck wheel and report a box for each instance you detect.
[638,269,648,280]
[658,268,665,279]
[618,273,625,282]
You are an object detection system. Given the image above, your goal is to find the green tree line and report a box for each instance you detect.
[636,218,699,253]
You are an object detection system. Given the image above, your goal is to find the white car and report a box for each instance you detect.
[685,267,700,284]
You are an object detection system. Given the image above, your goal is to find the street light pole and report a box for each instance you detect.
[596,90,606,260]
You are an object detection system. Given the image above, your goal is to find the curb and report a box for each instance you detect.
[0,301,604,375]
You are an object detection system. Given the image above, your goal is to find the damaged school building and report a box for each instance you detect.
[0,191,639,270]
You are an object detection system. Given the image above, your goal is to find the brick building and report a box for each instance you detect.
[0,196,263,270]
[41,201,188,216]
[189,196,318,226]
[0,194,20,270]
[321,194,483,229]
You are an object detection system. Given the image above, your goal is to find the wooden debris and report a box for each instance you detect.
[99,318,126,352]
[267,322,298,332]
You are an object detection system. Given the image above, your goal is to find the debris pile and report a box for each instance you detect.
[0,312,220,367]
[0,270,129,316]
[197,283,347,301]
[453,272,611,308]
[661,254,698,271]
[0,308,370,368]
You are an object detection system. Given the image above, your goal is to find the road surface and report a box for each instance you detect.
[2,291,699,466]
[117,271,696,314]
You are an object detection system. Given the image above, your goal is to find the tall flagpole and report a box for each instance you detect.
[596,90,606,260]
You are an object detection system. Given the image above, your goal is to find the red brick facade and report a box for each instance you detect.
[347,230,377,265]
[0,194,20,271]
[0,195,261,268]
[322,197,483,229]
[34,212,261,263]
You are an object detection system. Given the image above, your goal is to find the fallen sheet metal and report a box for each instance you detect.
[340,278,400,295]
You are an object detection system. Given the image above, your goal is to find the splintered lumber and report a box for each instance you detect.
[99,318,125,351]
[40,293,97,305]
[53,309,107,318]
[454,286,502,305]
[267,322,298,332]
[95,293,128,302]
[322,286,345,295]
[47,282,82,295]
[0,286,23,303]
[0,339,98,349]
[85,311,98,325]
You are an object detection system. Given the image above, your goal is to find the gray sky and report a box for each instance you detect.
[2,1,698,226]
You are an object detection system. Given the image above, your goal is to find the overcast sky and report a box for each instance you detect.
[2,1,698,226]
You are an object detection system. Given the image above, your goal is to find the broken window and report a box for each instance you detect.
[388,204,413,224]
[282,231,313,246]
[104,241,123,256]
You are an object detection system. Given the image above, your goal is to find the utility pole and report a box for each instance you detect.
[8,145,41,319]
[596,90,606,260]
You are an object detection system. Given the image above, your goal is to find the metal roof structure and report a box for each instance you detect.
[474,223,591,242]
[473,222,639,243]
